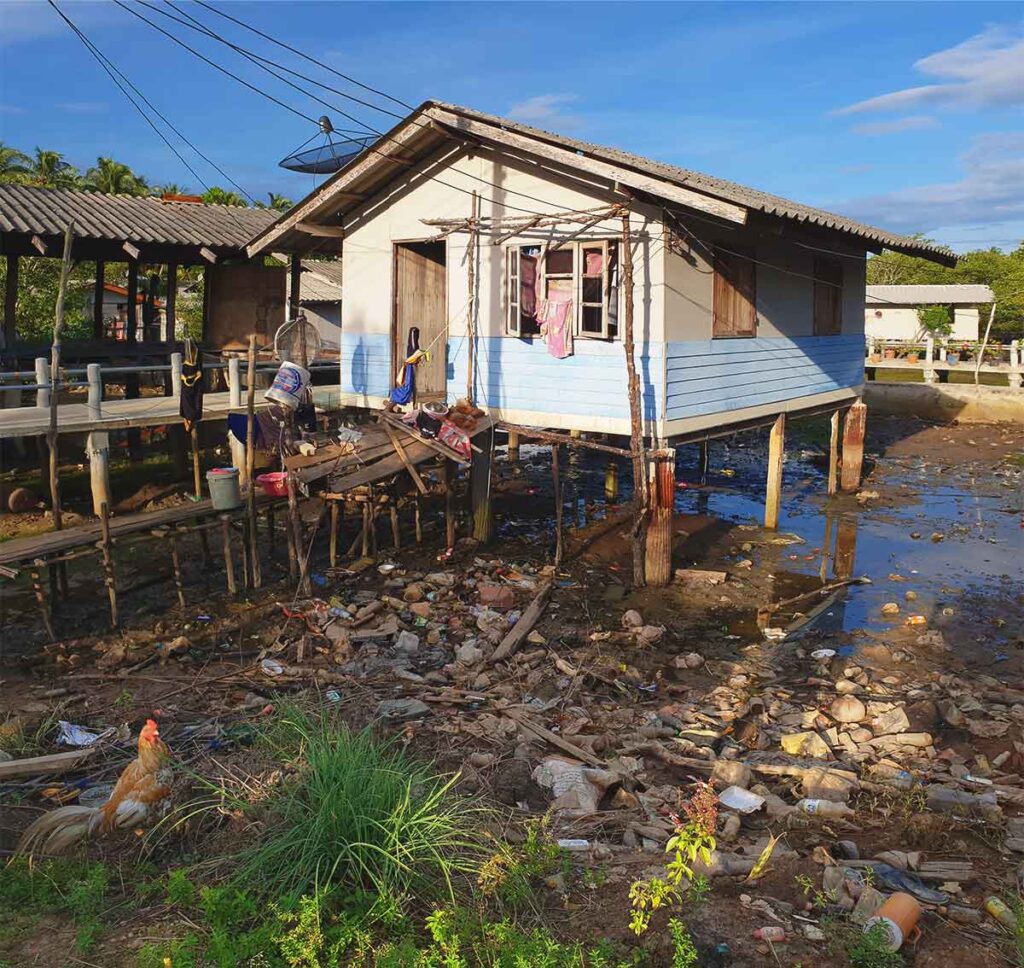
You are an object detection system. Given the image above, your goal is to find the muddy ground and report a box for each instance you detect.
[1,413,1022,967]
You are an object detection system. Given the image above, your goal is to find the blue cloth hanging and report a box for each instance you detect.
[389,326,421,405]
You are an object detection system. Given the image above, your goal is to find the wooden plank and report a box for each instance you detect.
[491,579,553,663]
[432,108,748,225]
[827,409,840,497]
[0,746,104,780]
[502,706,605,768]
[326,438,436,493]
[764,413,785,529]
[381,419,428,494]
[297,222,345,238]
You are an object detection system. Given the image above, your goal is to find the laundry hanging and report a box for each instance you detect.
[538,298,574,359]
[389,326,424,406]
[179,338,204,432]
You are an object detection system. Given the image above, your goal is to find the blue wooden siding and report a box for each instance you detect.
[340,331,391,398]
[448,336,662,420]
[665,336,863,420]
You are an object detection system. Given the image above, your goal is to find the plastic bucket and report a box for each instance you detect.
[207,467,242,510]
[865,893,921,951]
[256,471,289,498]
[265,361,310,409]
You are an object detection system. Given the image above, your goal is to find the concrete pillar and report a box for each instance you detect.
[840,400,867,492]
[764,414,785,529]
[923,336,937,384]
[35,357,50,409]
[86,431,111,517]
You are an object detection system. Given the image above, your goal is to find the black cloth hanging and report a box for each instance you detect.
[179,350,204,433]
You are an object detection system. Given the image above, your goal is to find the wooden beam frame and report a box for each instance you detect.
[3,253,18,348]
[296,222,346,238]
[92,260,105,339]
[122,241,141,260]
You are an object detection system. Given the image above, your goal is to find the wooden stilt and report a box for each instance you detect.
[361,501,371,558]
[470,425,494,543]
[840,400,867,492]
[466,191,479,403]
[169,524,186,608]
[98,501,118,627]
[390,504,400,551]
[30,560,56,642]
[221,514,237,595]
[507,431,520,462]
[551,444,563,567]
[191,427,202,498]
[620,207,647,587]
[444,460,456,549]
[827,410,840,497]
[329,502,340,566]
[286,473,301,582]
[244,335,261,589]
[414,494,423,544]
[645,448,675,586]
[764,413,786,529]
[698,439,710,485]
[604,460,619,503]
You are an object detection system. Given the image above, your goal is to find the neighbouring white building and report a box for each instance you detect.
[865,284,994,342]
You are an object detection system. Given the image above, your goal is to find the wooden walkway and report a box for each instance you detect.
[0,386,339,439]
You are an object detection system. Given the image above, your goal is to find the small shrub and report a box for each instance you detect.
[166,868,197,908]
[846,923,902,968]
[668,918,698,968]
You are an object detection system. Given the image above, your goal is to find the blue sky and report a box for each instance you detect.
[1,1,1021,252]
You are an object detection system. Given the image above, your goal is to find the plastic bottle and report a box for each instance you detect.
[985,896,1018,931]
[796,799,854,817]
[753,926,786,942]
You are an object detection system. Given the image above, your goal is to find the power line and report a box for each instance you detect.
[49,0,257,206]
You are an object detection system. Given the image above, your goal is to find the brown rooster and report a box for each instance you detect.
[17,719,172,856]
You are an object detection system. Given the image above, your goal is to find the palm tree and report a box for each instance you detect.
[0,143,31,182]
[266,192,293,212]
[28,148,79,189]
[84,157,148,196]
[202,186,247,207]
[152,183,192,197]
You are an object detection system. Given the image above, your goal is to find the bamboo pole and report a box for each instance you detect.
[551,443,563,567]
[466,191,479,404]
[245,335,261,588]
[30,560,55,642]
[98,501,118,627]
[329,502,340,566]
[47,223,75,599]
[169,524,186,608]
[221,514,237,595]
[620,208,647,586]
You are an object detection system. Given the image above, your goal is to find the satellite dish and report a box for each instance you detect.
[274,314,322,365]
[279,116,377,174]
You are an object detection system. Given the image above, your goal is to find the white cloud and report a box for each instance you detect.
[507,94,581,131]
[837,131,1024,234]
[851,115,939,136]
[836,25,1024,114]
[59,101,108,114]
[0,104,25,114]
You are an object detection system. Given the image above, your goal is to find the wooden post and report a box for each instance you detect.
[289,255,302,321]
[98,501,118,627]
[329,502,340,566]
[361,500,371,558]
[191,427,203,498]
[604,460,619,503]
[840,400,867,492]
[827,410,840,497]
[414,494,422,543]
[470,424,494,543]
[48,224,74,599]
[245,335,260,588]
[764,413,785,529]
[698,439,710,485]
[286,473,301,582]
[169,524,186,608]
[3,253,18,350]
[30,560,56,642]
[92,261,105,339]
[645,448,675,586]
[221,514,237,595]
[227,356,247,478]
[126,258,139,344]
[551,443,563,567]
[165,262,177,340]
[85,364,110,516]
[466,191,479,403]
[390,504,400,551]
[620,208,647,587]
[444,459,456,549]
[507,431,519,462]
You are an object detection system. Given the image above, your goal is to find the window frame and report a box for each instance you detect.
[812,256,843,336]
[712,245,758,339]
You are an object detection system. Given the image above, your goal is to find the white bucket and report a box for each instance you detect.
[265,361,310,409]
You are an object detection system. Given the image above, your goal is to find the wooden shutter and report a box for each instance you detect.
[713,246,756,337]
[813,257,843,335]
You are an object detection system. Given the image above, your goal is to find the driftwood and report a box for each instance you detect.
[490,579,553,663]
[0,745,104,781]
[502,707,606,768]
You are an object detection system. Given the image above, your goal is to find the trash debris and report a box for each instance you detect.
[719,786,765,813]
[56,722,104,747]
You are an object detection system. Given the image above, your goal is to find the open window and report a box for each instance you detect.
[712,245,757,338]
[505,241,619,339]
[813,257,843,335]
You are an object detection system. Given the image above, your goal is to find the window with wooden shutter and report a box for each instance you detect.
[813,257,843,335]
[505,245,541,336]
[712,246,757,337]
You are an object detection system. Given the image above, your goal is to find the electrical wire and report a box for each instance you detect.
[49,1,258,207]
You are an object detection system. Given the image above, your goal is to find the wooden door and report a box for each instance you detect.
[394,241,447,401]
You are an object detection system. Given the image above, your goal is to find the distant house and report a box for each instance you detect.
[94,282,165,341]
[285,259,342,354]
[865,284,994,342]
[247,101,955,439]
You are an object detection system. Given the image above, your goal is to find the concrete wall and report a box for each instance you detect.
[866,381,1024,424]
[864,305,980,341]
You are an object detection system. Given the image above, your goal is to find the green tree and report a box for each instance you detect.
[27,148,79,189]
[0,142,31,182]
[84,157,148,196]
[152,182,191,197]
[202,186,247,207]
[266,192,293,212]
[0,257,94,342]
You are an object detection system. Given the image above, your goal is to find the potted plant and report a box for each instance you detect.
[883,347,897,360]
[946,350,960,365]
[906,348,920,364]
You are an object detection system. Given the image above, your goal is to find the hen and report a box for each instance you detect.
[17,719,172,855]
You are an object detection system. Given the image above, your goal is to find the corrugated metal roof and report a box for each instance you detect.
[433,103,955,264]
[289,260,343,303]
[866,284,994,304]
[0,184,276,249]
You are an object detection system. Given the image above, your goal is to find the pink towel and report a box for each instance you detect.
[538,299,573,359]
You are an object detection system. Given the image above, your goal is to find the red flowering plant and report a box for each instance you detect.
[628,781,718,935]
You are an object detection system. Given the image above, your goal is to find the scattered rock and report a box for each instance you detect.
[376,698,430,722]
[830,695,866,724]
[620,610,643,629]
[871,706,910,736]
[456,642,483,666]
[478,583,515,611]
[712,760,752,789]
